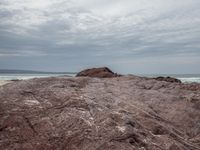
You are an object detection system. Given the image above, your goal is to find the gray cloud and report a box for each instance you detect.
[0,0,200,73]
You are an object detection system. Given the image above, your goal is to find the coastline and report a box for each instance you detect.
[1,73,200,84]
[0,80,11,86]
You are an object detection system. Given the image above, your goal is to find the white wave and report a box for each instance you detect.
[0,74,199,83]
[178,78,200,83]
[0,74,72,81]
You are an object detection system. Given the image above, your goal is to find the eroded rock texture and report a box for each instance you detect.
[0,76,200,150]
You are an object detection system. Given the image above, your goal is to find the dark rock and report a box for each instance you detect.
[152,125,168,135]
[76,67,121,78]
[169,144,181,150]
[154,76,181,83]
[11,79,20,81]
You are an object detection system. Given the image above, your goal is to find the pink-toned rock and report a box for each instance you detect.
[0,75,200,150]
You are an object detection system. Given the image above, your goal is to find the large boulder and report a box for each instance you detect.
[154,76,181,83]
[76,67,121,78]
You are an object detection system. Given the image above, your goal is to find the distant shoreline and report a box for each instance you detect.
[0,67,200,83]
[0,69,77,74]
[1,76,200,84]
[0,80,12,86]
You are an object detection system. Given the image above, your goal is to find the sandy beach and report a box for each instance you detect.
[0,80,11,86]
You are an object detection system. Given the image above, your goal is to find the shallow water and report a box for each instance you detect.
[0,73,75,86]
[0,73,75,81]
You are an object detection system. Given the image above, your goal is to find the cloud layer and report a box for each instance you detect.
[0,0,200,73]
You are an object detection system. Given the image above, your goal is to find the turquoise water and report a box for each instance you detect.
[0,73,200,83]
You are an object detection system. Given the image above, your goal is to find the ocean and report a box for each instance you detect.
[0,73,76,86]
[0,73,200,83]
[0,73,73,80]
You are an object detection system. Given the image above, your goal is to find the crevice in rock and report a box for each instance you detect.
[0,125,8,132]
[23,116,38,135]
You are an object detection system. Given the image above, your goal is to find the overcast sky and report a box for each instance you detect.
[0,0,200,74]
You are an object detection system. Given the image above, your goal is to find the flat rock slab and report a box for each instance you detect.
[0,76,200,150]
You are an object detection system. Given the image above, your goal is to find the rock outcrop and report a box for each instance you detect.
[0,75,200,150]
[76,67,121,78]
[154,76,182,83]
[0,80,11,86]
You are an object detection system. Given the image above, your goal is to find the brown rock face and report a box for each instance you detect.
[0,76,200,150]
[154,76,181,83]
[76,67,121,78]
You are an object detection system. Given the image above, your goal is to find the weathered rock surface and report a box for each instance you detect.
[76,67,121,78]
[0,75,200,150]
[154,76,182,83]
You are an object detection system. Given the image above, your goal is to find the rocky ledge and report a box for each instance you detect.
[76,67,121,78]
[154,76,182,83]
[0,68,200,150]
